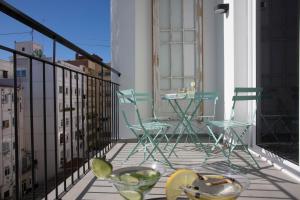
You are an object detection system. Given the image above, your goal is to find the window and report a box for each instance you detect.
[2,120,9,129]
[60,119,63,127]
[4,167,10,176]
[22,47,25,52]
[59,103,63,111]
[2,142,10,154]
[66,118,69,126]
[152,0,202,117]
[59,86,63,94]
[60,133,64,144]
[74,74,78,80]
[67,149,70,159]
[1,94,8,104]
[16,69,26,77]
[4,190,9,198]
[2,70,8,78]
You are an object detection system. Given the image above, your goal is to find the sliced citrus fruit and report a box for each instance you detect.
[91,158,112,179]
[119,190,142,200]
[120,173,140,185]
[165,169,198,200]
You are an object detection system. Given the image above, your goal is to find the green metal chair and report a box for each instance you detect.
[117,89,173,168]
[206,87,262,167]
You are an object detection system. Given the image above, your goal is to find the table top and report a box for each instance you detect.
[161,93,194,100]
[161,92,218,101]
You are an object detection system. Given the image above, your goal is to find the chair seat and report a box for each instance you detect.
[207,120,252,128]
[129,121,171,131]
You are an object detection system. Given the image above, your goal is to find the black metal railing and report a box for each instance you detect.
[0,1,120,199]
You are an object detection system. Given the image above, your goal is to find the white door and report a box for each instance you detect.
[153,0,203,118]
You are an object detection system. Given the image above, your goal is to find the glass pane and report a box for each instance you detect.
[170,0,182,29]
[171,44,183,78]
[183,0,195,29]
[256,0,299,164]
[159,0,170,29]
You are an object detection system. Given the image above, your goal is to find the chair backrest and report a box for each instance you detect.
[117,89,151,129]
[230,87,263,121]
[194,92,219,120]
[117,89,136,104]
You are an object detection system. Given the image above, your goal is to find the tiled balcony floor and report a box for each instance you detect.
[63,142,300,200]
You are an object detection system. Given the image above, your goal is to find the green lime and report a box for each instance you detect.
[119,190,142,200]
[91,158,112,179]
[135,170,160,181]
[120,173,140,185]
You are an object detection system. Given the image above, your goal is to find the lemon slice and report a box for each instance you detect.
[165,169,198,200]
[120,173,140,185]
[91,158,112,179]
[119,190,142,200]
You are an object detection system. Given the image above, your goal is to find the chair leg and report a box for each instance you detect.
[206,125,227,158]
[144,133,173,168]
[231,128,260,168]
[125,135,144,161]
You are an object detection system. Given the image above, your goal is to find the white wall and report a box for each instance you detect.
[112,0,224,139]
[134,0,153,119]
[203,0,224,120]
[111,0,135,139]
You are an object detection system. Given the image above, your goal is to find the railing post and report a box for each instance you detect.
[13,52,21,200]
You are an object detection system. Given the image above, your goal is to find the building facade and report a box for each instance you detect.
[15,41,87,189]
[0,60,27,199]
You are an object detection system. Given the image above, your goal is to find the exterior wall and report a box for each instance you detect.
[0,86,15,199]
[134,0,152,120]
[111,0,135,139]
[111,0,223,139]
[0,61,26,199]
[15,41,86,186]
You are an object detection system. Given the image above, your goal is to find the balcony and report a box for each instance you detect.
[0,1,300,200]
[61,142,300,199]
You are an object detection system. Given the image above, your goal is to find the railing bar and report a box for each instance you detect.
[103,81,106,152]
[76,72,80,178]
[100,79,103,154]
[114,84,116,143]
[81,75,86,173]
[62,68,67,191]
[42,61,48,200]
[105,81,108,151]
[101,73,105,153]
[13,52,20,200]
[109,84,114,147]
[109,83,111,148]
[86,76,90,169]
[52,39,59,199]
[95,79,99,157]
[69,70,74,184]
[91,78,95,157]
[29,57,36,200]
[117,85,119,140]
[110,84,115,143]
[94,78,97,156]
[98,79,101,157]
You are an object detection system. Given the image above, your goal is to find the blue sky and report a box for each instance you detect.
[0,0,111,62]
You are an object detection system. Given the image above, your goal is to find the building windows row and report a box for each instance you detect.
[59,86,81,96]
